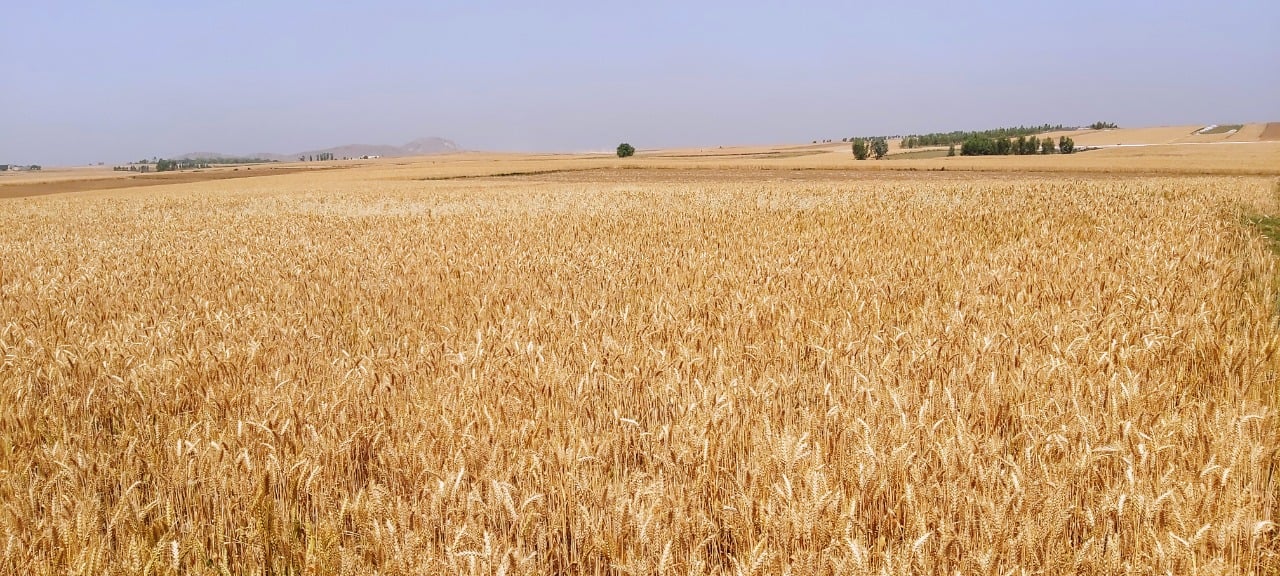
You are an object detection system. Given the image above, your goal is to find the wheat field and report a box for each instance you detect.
[1,164,1279,574]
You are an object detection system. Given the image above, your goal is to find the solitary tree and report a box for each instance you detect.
[1059,136,1075,154]
[947,144,956,157]
[616,143,635,158]
[871,138,889,159]
[851,139,869,160]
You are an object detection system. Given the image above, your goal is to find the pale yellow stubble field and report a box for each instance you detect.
[449,140,1280,176]
[1,157,1279,574]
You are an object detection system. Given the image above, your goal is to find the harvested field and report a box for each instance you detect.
[442,167,1228,185]
[1,154,1279,575]
[1039,125,1197,147]
[885,148,951,160]
[1199,124,1244,134]
[645,151,827,160]
[1261,123,1280,141]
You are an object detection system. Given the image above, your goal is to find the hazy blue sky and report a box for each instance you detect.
[1,1,1276,165]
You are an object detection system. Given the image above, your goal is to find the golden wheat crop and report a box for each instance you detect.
[1,168,1278,575]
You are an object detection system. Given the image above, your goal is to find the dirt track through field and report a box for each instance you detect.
[0,167,334,199]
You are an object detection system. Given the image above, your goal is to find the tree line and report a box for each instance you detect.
[114,156,276,172]
[847,135,1078,159]
[181,156,274,165]
[959,135,1076,156]
[839,122,1117,150]
[896,124,1068,148]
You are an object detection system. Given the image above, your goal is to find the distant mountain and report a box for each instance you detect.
[175,137,460,162]
[401,137,459,155]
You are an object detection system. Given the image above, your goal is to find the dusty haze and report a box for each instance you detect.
[0,1,1277,165]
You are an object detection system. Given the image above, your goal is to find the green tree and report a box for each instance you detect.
[1059,136,1075,154]
[851,139,869,160]
[616,143,635,158]
[899,124,1068,147]
[960,136,995,156]
[1040,138,1056,154]
[947,144,956,157]
[871,137,889,159]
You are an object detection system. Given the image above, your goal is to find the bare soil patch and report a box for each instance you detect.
[1259,122,1280,141]
[0,167,332,199]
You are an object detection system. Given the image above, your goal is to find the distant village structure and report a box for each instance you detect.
[0,164,41,172]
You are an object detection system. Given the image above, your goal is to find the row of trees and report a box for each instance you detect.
[183,156,273,165]
[156,159,235,171]
[851,134,1078,159]
[851,138,889,160]
[959,135,1076,156]
[301,153,336,161]
[841,122,1115,150]
[119,156,275,172]
[898,124,1068,148]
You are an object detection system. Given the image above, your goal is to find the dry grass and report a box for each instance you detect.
[6,140,1279,202]
[1038,126,1204,147]
[1,161,1279,574]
